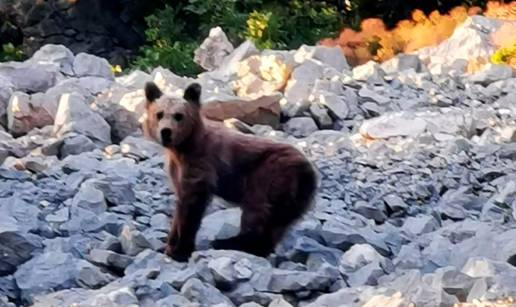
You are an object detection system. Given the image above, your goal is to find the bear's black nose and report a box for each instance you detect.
[160,128,172,146]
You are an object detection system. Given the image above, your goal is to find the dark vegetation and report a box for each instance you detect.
[1,0,490,75]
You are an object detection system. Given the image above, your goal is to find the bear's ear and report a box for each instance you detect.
[183,83,201,107]
[144,82,163,103]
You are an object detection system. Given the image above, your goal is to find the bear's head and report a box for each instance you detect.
[143,82,202,149]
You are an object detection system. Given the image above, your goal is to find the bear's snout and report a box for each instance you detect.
[160,128,172,146]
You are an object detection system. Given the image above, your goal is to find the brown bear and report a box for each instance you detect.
[143,81,317,262]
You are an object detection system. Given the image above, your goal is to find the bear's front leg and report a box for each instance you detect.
[165,181,211,262]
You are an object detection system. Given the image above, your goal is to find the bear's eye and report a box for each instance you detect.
[173,113,184,122]
[156,111,164,120]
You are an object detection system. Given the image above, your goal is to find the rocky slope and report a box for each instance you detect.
[0,16,515,307]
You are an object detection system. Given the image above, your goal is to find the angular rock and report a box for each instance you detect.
[155,294,197,307]
[7,92,56,136]
[73,53,114,80]
[381,54,422,74]
[417,16,514,72]
[29,44,75,75]
[196,208,241,250]
[309,103,333,129]
[116,70,152,90]
[268,297,294,307]
[0,219,42,276]
[0,62,59,93]
[92,101,141,143]
[321,220,389,255]
[0,78,13,127]
[53,93,111,146]
[87,249,133,271]
[194,27,234,71]
[72,182,107,214]
[119,225,153,256]
[282,60,323,117]
[294,45,350,72]
[312,91,349,120]
[31,285,138,307]
[340,243,390,273]
[181,278,234,307]
[402,215,439,236]
[360,113,427,139]
[383,194,408,213]
[268,269,334,293]
[60,134,97,157]
[353,200,387,223]
[233,54,291,98]
[470,64,513,85]
[346,262,385,287]
[208,40,259,82]
[352,61,385,83]
[201,93,282,129]
[283,117,318,138]
[14,251,113,303]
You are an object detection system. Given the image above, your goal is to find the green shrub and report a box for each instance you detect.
[0,43,25,62]
[131,0,341,76]
[131,5,201,77]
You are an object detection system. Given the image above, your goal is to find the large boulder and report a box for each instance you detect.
[28,44,75,76]
[294,45,350,72]
[53,93,111,146]
[206,40,260,82]
[7,92,57,136]
[417,16,516,73]
[233,54,292,98]
[0,62,60,93]
[201,93,282,129]
[194,27,234,71]
[73,53,114,80]
[282,60,324,117]
[92,101,141,144]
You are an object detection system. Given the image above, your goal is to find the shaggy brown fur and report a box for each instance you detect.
[143,82,317,262]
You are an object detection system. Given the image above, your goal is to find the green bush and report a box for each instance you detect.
[0,43,25,62]
[131,0,341,77]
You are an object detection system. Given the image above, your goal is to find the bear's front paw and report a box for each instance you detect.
[165,245,191,262]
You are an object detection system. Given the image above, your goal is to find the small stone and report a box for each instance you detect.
[60,134,97,157]
[181,278,234,307]
[119,225,153,256]
[383,194,408,213]
[352,61,385,83]
[72,182,107,214]
[87,249,133,270]
[309,103,333,129]
[353,201,387,223]
[402,215,439,236]
[283,117,319,138]
[268,297,294,307]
